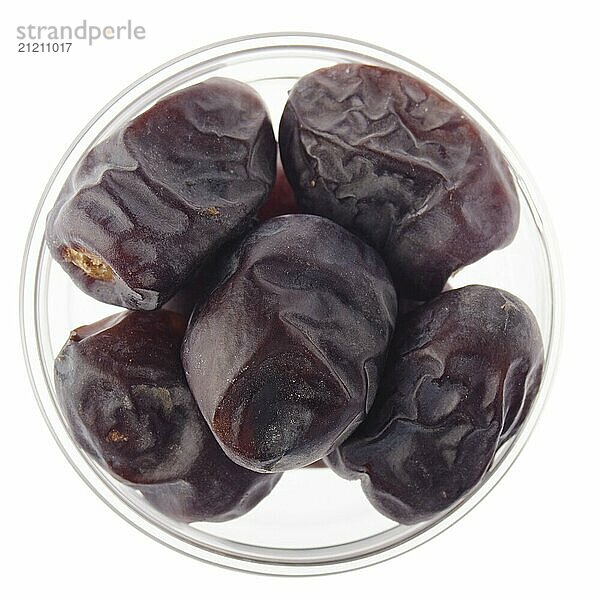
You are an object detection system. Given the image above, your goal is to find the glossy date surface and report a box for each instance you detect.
[326,285,544,523]
[182,214,397,472]
[279,64,519,299]
[46,78,276,310]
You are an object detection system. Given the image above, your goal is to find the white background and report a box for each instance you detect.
[3,0,598,597]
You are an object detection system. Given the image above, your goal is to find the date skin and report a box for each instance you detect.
[182,214,397,473]
[163,192,309,320]
[54,310,280,521]
[326,285,544,524]
[279,64,519,300]
[55,311,201,484]
[46,78,276,310]
[163,206,331,319]
[167,160,300,318]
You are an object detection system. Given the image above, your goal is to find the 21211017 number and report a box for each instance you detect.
[18,42,72,53]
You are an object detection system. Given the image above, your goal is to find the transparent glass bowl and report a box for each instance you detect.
[20,33,561,575]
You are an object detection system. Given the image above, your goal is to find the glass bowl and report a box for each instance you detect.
[20,32,562,576]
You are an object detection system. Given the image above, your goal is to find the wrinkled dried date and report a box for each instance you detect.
[46,78,276,310]
[182,214,397,472]
[326,285,544,523]
[279,64,519,299]
[55,311,202,483]
[54,310,279,520]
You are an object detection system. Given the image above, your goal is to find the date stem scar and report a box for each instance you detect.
[62,247,114,282]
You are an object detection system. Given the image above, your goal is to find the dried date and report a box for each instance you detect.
[326,285,544,523]
[46,78,276,310]
[279,64,519,299]
[54,310,279,520]
[55,310,202,483]
[182,214,397,472]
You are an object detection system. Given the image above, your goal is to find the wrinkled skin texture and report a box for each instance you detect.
[167,156,300,318]
[54,310,280,520]
[55,311,202,483]
[46,78,276,310]
[182,214,397,472]
[279,64,519,299]
[326,285,544,523]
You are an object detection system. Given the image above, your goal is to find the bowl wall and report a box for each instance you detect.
[20,33,561,575]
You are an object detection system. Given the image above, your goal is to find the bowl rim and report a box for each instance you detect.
[19,31,563,576]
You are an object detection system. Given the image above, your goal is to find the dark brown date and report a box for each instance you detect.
[326,285,544,523]
[55,311,201,483]
[182,214,397,472]
[46,78,276,310]
[54,310,280,520]
[279,64,519,299]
